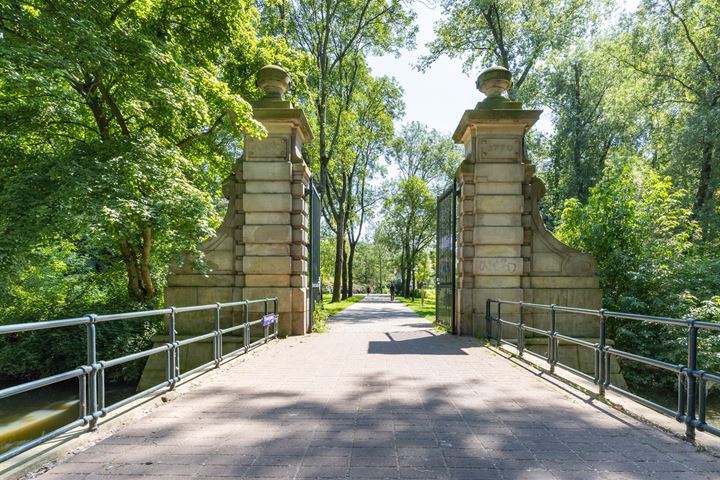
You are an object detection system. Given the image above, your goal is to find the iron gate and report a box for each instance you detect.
[435,181,457,333]
[308,177,321,332]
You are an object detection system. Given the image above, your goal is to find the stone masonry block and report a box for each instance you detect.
[165,287,198,308]
[475,213,522,226]
[243,193,291,212]
[473,257,524,276]
[244,244,290,256]
[292,229,308,244]
[474,245,521,257]
[473,226,523,245]
[243,256,292,274]
[474,275,521,288]
[244,182,290,194]
[243,162,292,181]
[243,225,292,244]
[474,163,525,183]
[242,287,292,312]
[244,274,290,287]
[475,183,522,195]
[245,213,291,225]
[475,195,524,214]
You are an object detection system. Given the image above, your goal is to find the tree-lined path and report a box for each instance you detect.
[37,296,720,479]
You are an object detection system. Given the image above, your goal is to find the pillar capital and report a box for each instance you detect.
[452,66,541,144]
[251,65,313,144]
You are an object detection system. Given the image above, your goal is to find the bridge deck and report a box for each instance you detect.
[39,295,720,479]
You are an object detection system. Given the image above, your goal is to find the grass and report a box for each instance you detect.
[399,290,437,325]
[319,294,364,317]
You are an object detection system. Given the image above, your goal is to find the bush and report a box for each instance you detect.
[556,162,720,391]
[0,243,162,384]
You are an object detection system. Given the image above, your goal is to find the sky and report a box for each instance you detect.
[366,2,482,137]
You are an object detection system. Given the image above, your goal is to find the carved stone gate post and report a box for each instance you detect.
[139,66,312,389]
[453,67,621,382]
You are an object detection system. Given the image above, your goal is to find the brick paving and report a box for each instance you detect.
[37,295,720,479]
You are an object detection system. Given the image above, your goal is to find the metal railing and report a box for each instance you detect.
[486,299,720,441]
[0,297,279,462]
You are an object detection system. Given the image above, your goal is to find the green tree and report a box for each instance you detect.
[388,121,463,193]
[613,0,720,223]
[0,0,300,304]
[420,0,598,103]
[554,161,720,390]
[381,177,435,297]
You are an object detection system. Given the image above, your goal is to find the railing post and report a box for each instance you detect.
[264,299,270,343]
[169,307,178,389]
[214,303,222,366]
[485,299,492,341]
[698,375,707,431]
[686,322,698,442]
[274,298,279,337]
[244,302,250,353]
[85,314,98,430]
[598,309,607,396]
[549,305,557,373]
[518,302,525,357]
[496,302,502,345]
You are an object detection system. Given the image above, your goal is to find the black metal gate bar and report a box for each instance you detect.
[308,177,322,332]
[435,181,457,333]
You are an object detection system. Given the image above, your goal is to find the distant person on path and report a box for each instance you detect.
[389,284,395,302]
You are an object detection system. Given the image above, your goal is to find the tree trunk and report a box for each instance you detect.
[331,212,345,302]
[119,239,144,302]
[341,240,349,300]
[347,241,356,298]
[140,224,155,301]
[694,142,713,215]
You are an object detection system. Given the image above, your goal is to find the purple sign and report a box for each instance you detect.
[262,314,276,326]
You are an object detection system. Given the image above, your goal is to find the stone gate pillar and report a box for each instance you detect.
[453,67,610,379]
[139,65,312,389]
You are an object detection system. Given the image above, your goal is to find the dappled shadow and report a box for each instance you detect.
[34,344,720,480]
[32,295,720,480]
[368,331,468,356]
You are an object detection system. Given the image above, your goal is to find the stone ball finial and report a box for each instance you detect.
[256,65,292,99]
[476,66,512,98]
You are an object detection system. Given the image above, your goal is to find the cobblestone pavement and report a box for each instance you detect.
[38,295,720,479]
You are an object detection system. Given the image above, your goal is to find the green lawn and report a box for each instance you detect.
[399,290,437,324]
[320,294,364,316]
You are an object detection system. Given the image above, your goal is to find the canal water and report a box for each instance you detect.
[0,380,136,456]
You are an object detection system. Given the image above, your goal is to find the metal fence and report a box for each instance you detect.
[486,299,720,441]
[0,297,279,462]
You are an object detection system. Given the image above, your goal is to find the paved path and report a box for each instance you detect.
[38,295,720,479]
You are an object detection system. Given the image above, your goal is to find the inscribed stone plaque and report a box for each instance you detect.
[479,138,520,161]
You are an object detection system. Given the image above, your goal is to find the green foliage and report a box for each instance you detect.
[421,0,600,103]
[312,307,329,333]
[0,242,160,383]
[556,161,720,390]
[0,0,303,383]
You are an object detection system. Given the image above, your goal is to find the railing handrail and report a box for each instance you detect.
[486,298,720,442]
[0,297,280,463]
